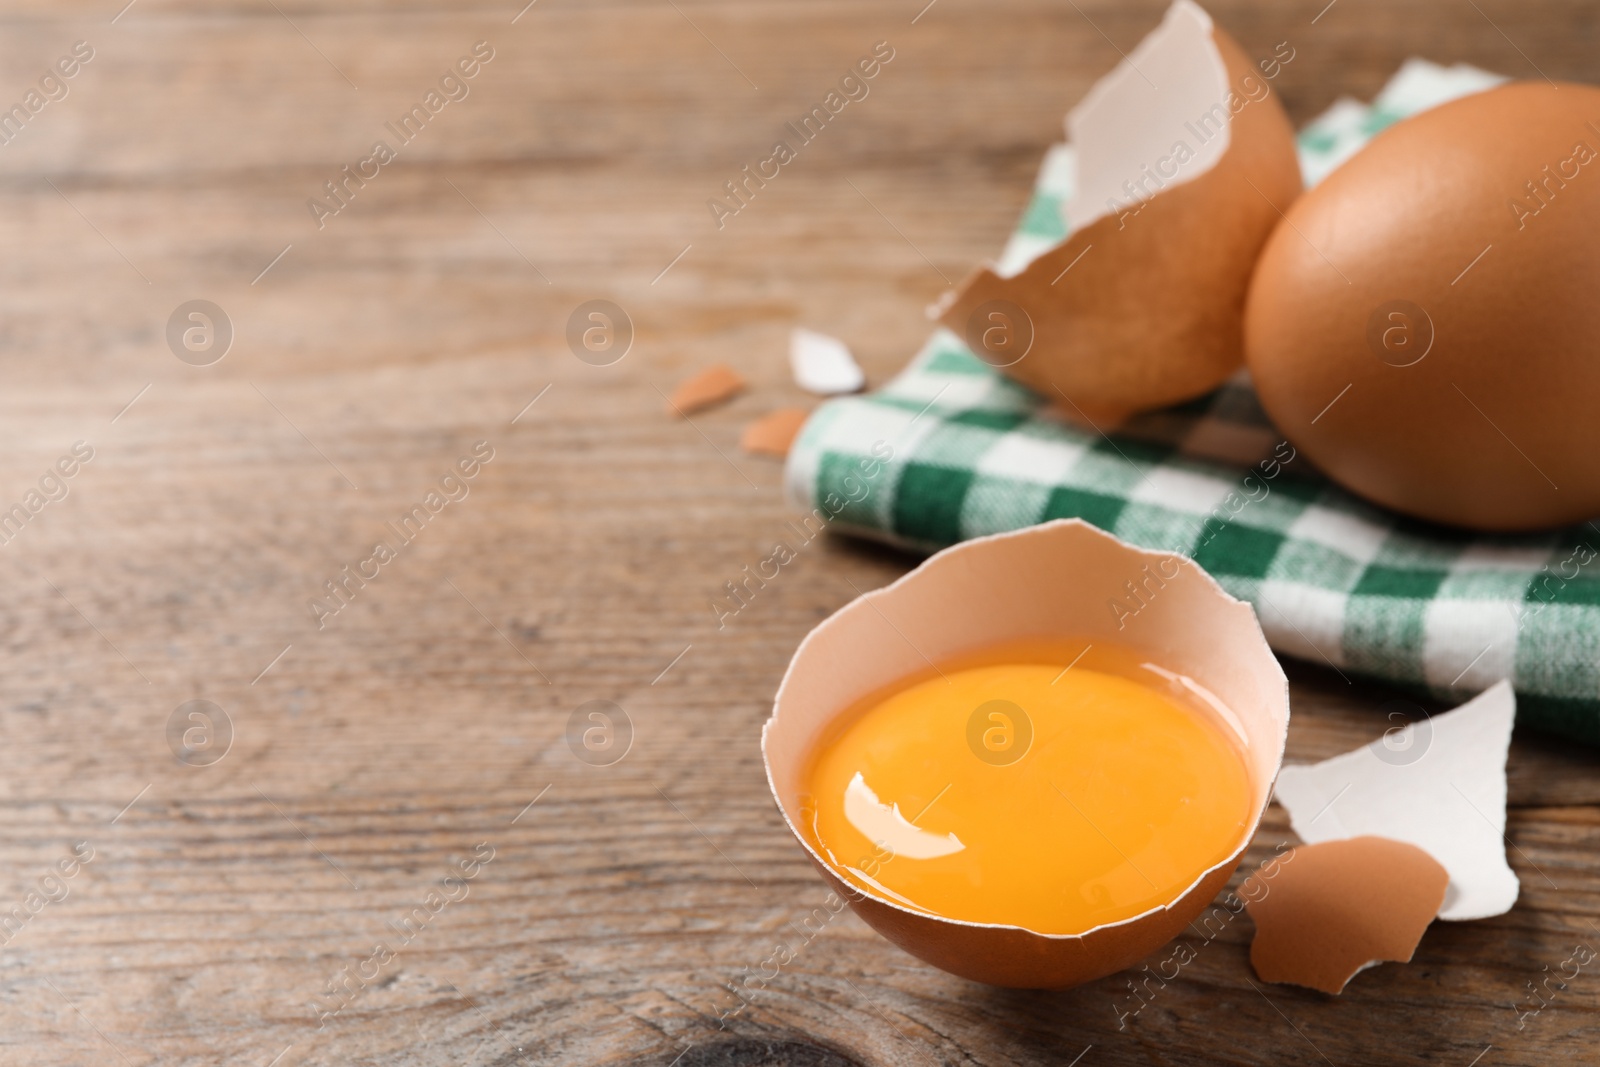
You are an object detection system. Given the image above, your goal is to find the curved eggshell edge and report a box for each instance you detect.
[936,26,1302,421]
[761,519,1290,989]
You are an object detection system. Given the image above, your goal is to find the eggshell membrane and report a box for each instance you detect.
[1245,81,1600,531]
[761,520,1289,989]
[936,19,1301,420]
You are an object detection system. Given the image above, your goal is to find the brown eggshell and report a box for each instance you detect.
[761,519,1290,989]
[1245,81,1600,531]
[740,407,811,457]
[666,364,745,416]
[936,12,1301,420]
[1245,836,1449,995]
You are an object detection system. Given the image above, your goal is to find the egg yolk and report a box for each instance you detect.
[800,642,1254,935]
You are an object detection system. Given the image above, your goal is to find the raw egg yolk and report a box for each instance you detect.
[802,649,1253,935]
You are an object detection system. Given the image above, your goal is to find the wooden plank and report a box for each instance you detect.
[0,1,1597,1064]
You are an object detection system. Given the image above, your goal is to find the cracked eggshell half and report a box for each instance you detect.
[760,520,1290,989]
[1271,680,1519,922]
[936,0,1301,421]
[1244,81,1600,531]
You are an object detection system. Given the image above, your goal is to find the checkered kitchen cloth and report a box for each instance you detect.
[786,60,1600,745]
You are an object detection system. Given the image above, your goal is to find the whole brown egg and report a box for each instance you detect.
[1245,81,1600,531]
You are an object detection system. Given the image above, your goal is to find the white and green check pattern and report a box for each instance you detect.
[785,61,1600,744]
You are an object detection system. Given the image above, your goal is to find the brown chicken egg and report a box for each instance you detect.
[1245,81,1600,531]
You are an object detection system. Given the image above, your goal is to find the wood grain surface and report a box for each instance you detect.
[1,1,1598,1064]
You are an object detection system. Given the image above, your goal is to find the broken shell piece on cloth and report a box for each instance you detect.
[1245,836,1449,994]
[935,0,1302,419]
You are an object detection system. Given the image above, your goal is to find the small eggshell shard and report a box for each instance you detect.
[1245,836,1449,995]
[790,328,865,395]
[936,0,1301,419]
[761,519,1290,989]
[667,364,745,415]
[1245,81,1600,530]
[1272,680,1518,921]
[740,408,810,457]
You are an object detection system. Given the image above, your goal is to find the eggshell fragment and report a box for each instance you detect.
[790,328,865,395]
[761,519,1290,989]
[1245,836,1449,994]
[935,0,1301,419]
[666,364,745,415]
[1245,81,1600,530]
[741,408,810,457]
[1272,681,1518,921]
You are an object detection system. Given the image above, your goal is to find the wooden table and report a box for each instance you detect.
[2,1,1597,1064]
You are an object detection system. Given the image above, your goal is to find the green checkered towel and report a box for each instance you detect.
[786,60,1600,746]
